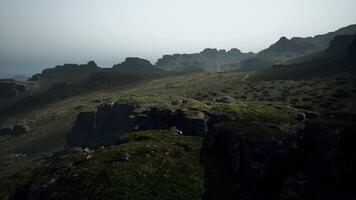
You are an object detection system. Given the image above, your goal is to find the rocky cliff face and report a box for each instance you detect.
[203,117,356,199]
[67,102,209,148]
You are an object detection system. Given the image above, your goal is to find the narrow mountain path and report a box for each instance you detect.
[241,71,255,82]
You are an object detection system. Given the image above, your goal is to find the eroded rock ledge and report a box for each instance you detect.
[66,102,209,148]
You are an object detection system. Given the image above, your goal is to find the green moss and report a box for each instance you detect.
[0,130,204,200]
[210,102,298,125]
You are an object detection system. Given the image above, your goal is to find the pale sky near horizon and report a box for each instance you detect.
[1,0,356,76]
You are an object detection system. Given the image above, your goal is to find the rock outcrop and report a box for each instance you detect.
[113,57,162,74]
[29,61,101,84]
[203,117,356,199]
[67,102,209,148]
[0,80,35,98]
[155,48,255,72]
[0,124,30,136]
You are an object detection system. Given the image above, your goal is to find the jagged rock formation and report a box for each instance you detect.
[113,57,162,74]
[155,48,255,72]
[29,61,101,86]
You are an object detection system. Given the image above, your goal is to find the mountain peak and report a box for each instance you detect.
[279,36,289,41]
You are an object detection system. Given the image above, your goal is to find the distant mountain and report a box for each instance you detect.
[248,33,356,81]
[28,58,163,88]
[155,48,255,72]
[113,57,162,74]
[240,24,356,71]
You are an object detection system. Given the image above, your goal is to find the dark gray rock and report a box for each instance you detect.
[0,127,12,136]
[208,126,295,185]
[175,110,208,136]
[12,124,30,136]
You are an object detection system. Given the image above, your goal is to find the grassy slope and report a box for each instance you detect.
[1,72,356,178]
[0,130,205,200]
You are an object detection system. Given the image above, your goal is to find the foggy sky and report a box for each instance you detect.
[1,0,356,77]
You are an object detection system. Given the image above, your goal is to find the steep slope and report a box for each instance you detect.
[156,48,255,72]
[249,34,356,81]
[240,24,356,70]
[1,58,171,115]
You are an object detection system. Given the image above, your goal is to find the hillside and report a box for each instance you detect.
[1,25,356,200]
[249,33,356,81]
[0,58,174,114]
[239,24,356,70]
[1,76,356,199]
[2,1,356,199]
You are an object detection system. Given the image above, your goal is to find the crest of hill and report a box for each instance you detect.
[240,24,356,71]
[248,33,356,81]
[28,58,163,85]
[29,61,101,83]
[113,57,162,74]
[155,48,255,72]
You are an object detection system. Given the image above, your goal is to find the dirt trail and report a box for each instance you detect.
[241,71,255,82]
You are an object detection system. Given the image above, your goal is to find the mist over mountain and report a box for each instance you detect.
[1,0,356,76]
